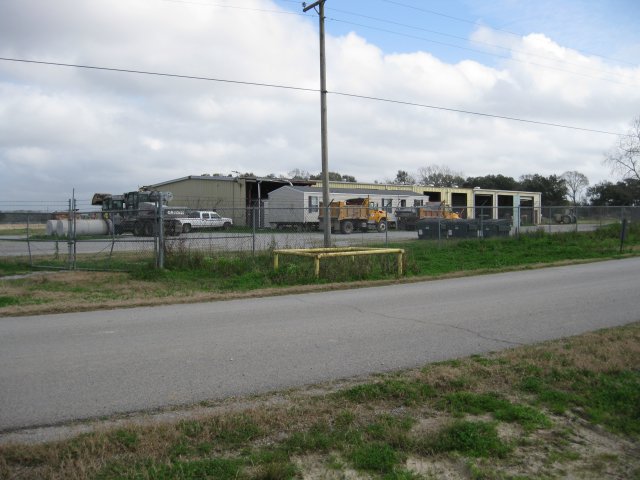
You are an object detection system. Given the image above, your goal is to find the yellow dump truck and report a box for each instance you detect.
[318,197,389,234]
[395,202,460,230]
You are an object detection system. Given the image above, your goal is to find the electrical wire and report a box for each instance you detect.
[380,0,636,67]
[0,57,317,93]
[328,18,636,87]
[161,0,308,17]
[0,56,625,137]
[329,91,622,135]
[326,7,632,81]
[161,0,637,86]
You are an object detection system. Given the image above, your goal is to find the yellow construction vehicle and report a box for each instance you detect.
[396,202,460,230]
[318,197,389,234]
[441,203,461,219]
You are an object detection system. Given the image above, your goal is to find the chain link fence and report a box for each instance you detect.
[0,203,637,272]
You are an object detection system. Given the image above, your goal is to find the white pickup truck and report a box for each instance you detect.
[179,211,233,233]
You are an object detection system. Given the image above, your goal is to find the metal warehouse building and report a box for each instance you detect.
[148,175,542,227]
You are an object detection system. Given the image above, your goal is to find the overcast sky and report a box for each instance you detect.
[1,0,639,207]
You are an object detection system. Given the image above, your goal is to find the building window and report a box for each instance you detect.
[308,196,319,213]
[414,199,424,206]
[400,200,406,207]
[382,198,393,213]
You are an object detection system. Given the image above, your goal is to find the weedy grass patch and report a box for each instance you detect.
[427,420,512,458]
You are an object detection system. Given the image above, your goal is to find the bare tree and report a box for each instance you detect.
[417,165,464,187]
[561,170,589,206]
[287,169,311,180]
[604,116,640,181]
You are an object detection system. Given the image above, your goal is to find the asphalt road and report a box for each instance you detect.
[1,257,638,431]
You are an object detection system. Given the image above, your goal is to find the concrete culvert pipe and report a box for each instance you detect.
[55,219,109,237]
[45,220,57,236]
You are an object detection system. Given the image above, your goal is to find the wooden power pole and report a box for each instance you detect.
[303,0,331,247]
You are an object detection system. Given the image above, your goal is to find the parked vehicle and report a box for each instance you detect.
[178,211,233,233]
[91,190,185,236]
[318,197,389,234]
[395,202,461,230]
[552,209,577,224]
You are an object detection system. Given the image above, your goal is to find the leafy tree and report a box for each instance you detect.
[519,174,568,206]
[463,174,519,190]
[309,171,357,182]
[393,170,415,185]
[604,116,640,181]
[587,179,640,206]
[417,165,465,187]
[561,170,589,206]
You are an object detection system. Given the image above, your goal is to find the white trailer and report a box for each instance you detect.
[265,186,429,230]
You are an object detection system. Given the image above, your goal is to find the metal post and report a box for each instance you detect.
[252,204,256,256]
[72,190,77,270]
[158,199,165,269]
[67,198,73,269]
[27,214,32,266]
[303,0,331,247]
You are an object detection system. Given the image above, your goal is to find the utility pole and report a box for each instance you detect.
[303,0,331,247]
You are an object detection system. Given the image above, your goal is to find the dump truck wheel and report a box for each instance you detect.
[133,221,144,237]
[167,222,180,236]
[377,220,387,233]
[182,223,192,233]
[341,220,354,234]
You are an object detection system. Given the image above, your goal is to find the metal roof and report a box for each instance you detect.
[273,185,427,196]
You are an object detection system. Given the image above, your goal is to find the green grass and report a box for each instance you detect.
[519,368,640,435]
[347,442,404,473]
[96,457,245,480]
[437,392,551,431]
[428,420,512,458]
[338,379,436,405]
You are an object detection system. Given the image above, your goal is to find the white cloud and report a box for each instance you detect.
[0,0,639,206]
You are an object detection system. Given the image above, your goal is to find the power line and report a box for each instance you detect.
[158,0,635,85]
[329,91,622,136]
[328,18,636,87]
[161,0,308,17]
[0,57,317,93]
[326,8,632,83]
[380,0,636,67]
[0,56,625,136]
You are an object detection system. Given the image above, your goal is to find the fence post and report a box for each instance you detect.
[620,218,628,253]
[157,200,165,269]
[252,205,256,256]
[27,214,33,266]
[67,198,73,269]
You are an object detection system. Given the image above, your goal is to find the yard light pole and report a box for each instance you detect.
[303,0,331,247]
